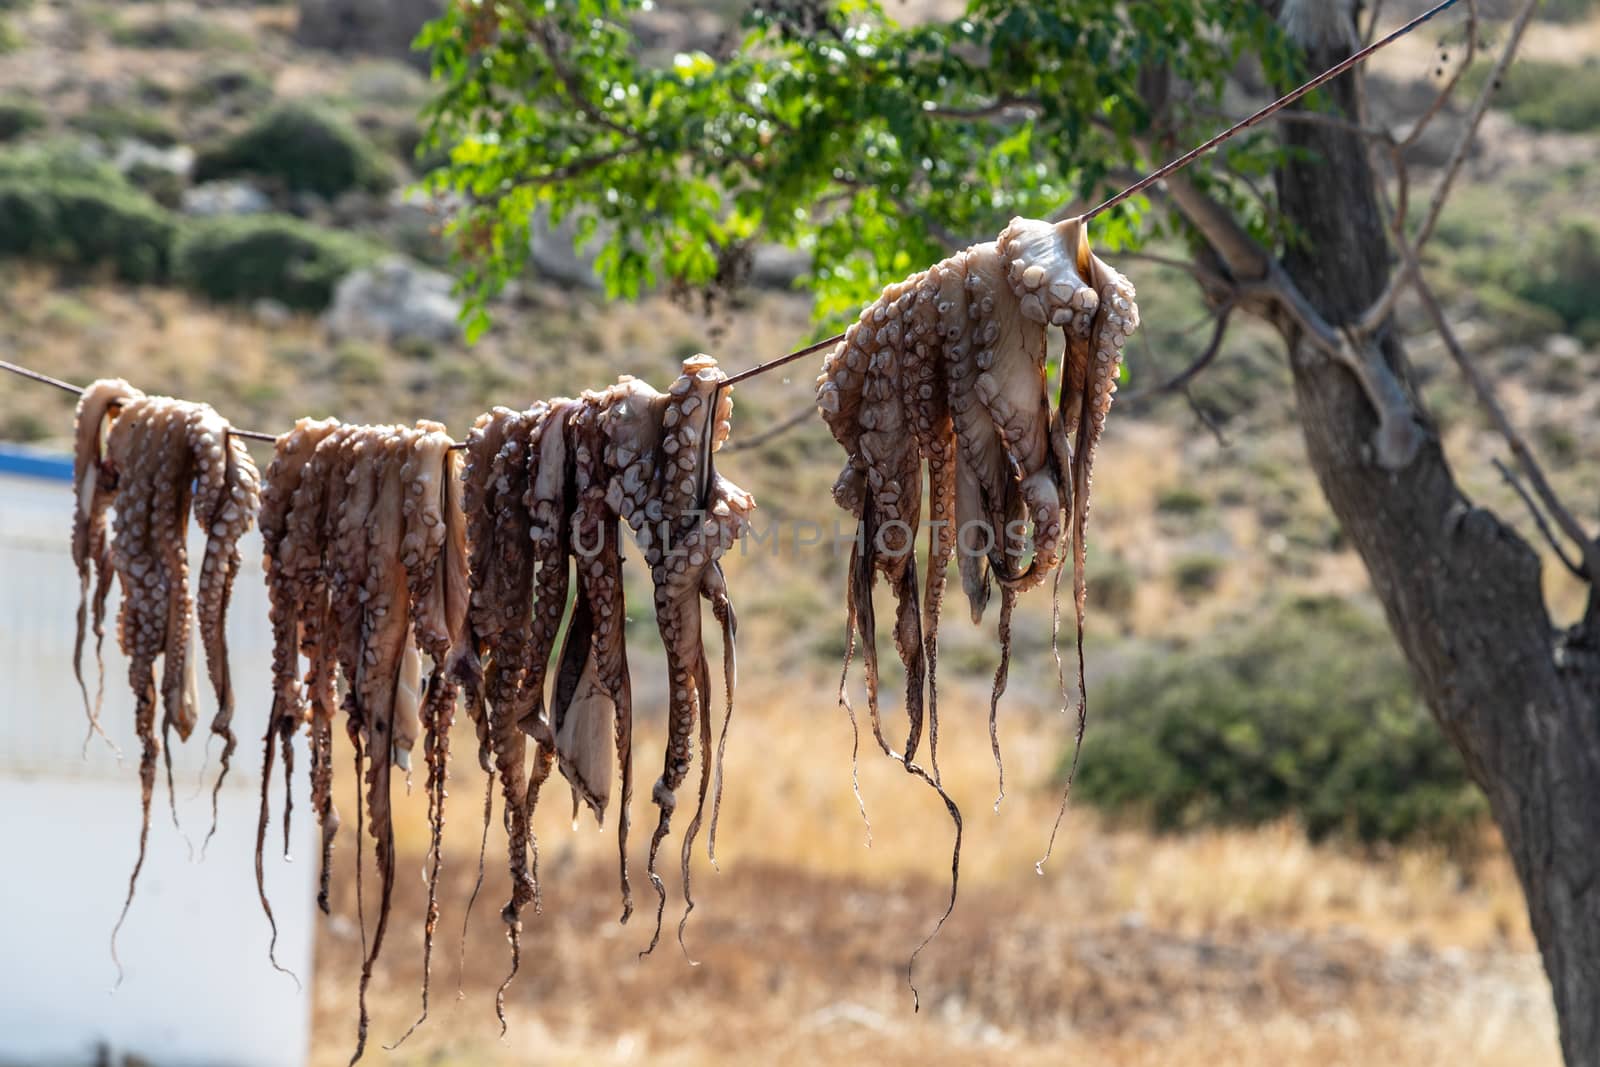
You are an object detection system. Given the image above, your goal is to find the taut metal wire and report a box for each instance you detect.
[0,0,1463,443]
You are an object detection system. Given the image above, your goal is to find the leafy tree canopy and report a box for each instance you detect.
[420,0,1300,340]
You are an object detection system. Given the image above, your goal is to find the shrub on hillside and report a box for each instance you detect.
[174,215,377,310]
[0,97,41,142]
[1467,57,1600,134]
[0,178,174,283]
[193,104,394,198]
[67,104,180,146]
[1512,222,1600,335]
[1068,596,1485,851]
[0,140,123,184]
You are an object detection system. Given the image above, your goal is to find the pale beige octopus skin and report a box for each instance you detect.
[72,378,144,751]
[596,355,748,958]
[188,403,263,842]
[455,404,543,1035]
[257,416,341,976]
[394,420,468,1043]
[814,215,1140,973]
[87,392,261,980]
[257,421,466,1061]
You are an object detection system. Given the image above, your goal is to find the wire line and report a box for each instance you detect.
[0,0,1462,441]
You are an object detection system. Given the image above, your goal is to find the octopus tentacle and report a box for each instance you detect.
[72,378,142,756]
[459,407,541,1032]
[599,357,751,957]
[1040,248,1139,872]
[702,561,737,868]
[391,422,464,1049]
[192,408,262,848]
[258,417,340,975]
[153,408,198,843]
[849,500,963,1010]
[106,399,163,985]
[350,427,413,1064]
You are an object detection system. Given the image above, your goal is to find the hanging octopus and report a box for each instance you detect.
[594,356,751,959]
[257,421,464,1062]
[814,215,1140,993]
[71,387,260,983]
[452,403,544,1032]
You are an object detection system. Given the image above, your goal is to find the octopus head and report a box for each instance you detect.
[996,215,1100,335]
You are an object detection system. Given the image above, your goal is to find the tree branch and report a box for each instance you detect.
[922,96,1041,122]
[1396,0,1478,151]
[1356,0,1536,336]
[1492,458,1589,581]
[1157,157,1421,467]
[722,403,819,453]
[1410,270,1600,582]
[1121,301,1237,404]
[532,20,636,139]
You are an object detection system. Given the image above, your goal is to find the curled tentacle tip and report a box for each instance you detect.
[1034,861,1047,876]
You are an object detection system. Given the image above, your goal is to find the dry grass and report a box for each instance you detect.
[292,666,1553,1066]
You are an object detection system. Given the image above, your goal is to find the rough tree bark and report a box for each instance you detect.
[1183,6,1600,1063]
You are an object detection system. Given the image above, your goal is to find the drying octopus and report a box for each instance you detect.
[71,383,261,980]
[257,419,467,1061]
[450,355,751,1027]
[814,215,1140,988]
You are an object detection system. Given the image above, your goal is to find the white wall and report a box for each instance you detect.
[0,468,316,1067]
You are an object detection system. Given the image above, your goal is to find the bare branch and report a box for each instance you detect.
[1121,302,1237,404]
[1119,250,1234,293]
[922,97,1041,122]
[1182,388,1231,446]
[532,21,636,139]
[1397,0,1478,151]
[1244,108,1392,141]
[1147,129,1421,467]
[1162,172,1272,281]
[1357,0,1537,336]
[722,403,818,453]
[1362,0,1388,47]
[1493,458,1589,581]
[1411,271,1600,580]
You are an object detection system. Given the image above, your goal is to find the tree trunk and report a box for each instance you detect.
[1268,14,1600,1065]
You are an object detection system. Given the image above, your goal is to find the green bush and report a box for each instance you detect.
[0,140,123,184]
[0,177,174,283]
[67,104,180,146]
[174,215,377,310]
[109,13,246,51]
[1171,553,1224,596]
[1512,222,1600,334]
[1466,57,1600,134]
[1068,596,1486,850]
[186,65,272,108]
[193,104,394,198]
[0,97,41,142]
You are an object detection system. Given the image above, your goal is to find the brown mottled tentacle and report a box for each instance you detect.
[853,503,962,1011]
[704,562,737,868]
[675,641,714,962]
[568,426,633,917]
[351,433,411,1065]
[105,399,165,986]
[836,546,871,846]
[72,379,141,756]
[189,411,261,849]
[988,586,1017,811]
[1039,263,1137,872]
[641,576,701,959]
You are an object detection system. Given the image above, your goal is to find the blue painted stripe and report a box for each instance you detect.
[0,443,73,483]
